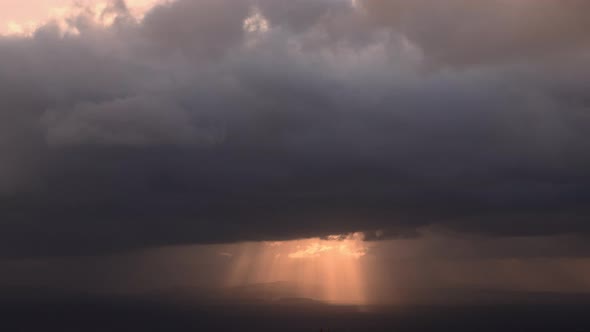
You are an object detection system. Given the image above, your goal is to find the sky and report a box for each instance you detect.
[0,0,161,34]
[1,0,590,317]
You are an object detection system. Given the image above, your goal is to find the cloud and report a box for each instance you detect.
[360,0,590,66]
[43,96,223,146]
[0,0,589,257]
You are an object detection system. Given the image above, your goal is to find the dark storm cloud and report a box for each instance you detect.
[1,0,589,257]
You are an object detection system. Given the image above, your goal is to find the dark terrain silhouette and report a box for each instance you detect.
[3,285,590,332]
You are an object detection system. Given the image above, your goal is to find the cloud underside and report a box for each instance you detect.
[1,0,590,257]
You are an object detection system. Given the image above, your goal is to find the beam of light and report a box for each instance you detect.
[222,232,370,305]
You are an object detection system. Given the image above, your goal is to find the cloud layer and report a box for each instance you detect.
[1,0,589,257]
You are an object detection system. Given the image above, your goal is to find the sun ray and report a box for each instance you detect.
[224,233,370,304]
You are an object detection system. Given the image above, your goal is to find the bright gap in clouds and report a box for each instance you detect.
[223,233,371,305]
[0,0,164,35]
[243,9,269,33]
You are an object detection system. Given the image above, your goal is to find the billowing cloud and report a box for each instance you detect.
[0,0,589,257]
[360,0,590,66]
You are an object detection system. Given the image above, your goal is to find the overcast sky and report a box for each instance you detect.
[1,0,590,306]
[1,0,589,258]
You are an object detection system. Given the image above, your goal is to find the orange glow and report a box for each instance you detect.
[223,233,370,305]
[1,0,163,36]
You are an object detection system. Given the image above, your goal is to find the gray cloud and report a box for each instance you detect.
[140,0,250,59]
[360,0,590,66]
[0,0,589,257]
[43,96,223,146]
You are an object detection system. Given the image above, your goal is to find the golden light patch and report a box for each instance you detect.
[224,233,370,305]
